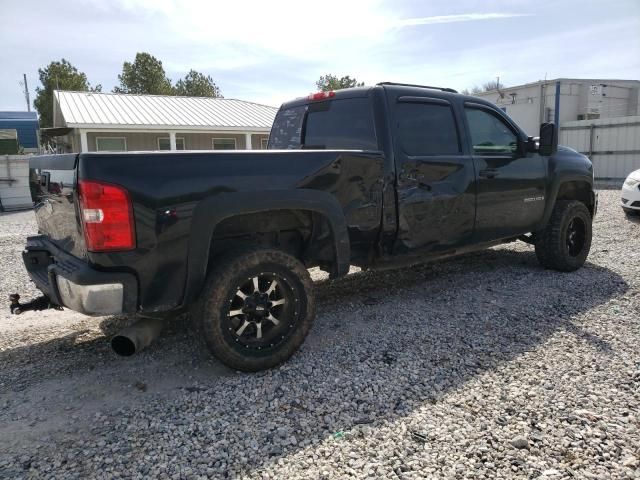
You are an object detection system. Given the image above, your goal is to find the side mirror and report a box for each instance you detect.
[525,136,538,153]
[539,122,558,156]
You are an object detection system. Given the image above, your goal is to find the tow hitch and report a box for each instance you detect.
[9,294,63,315]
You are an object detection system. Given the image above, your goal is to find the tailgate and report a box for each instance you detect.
[30,154,86,258]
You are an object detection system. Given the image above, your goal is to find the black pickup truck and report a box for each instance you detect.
[20,82,596,371]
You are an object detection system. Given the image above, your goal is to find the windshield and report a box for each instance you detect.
[268,97,377,150]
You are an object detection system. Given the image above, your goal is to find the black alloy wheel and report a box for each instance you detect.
[195,248,315,372]
[223,272,299,352]
[565,217,586,257]
[535,200,592,272]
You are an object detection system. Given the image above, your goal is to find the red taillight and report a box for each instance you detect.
[308,91,335,101]
[78,180,135,252]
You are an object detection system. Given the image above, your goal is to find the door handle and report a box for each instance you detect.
[404,173,431,189]
[479,169,499,179]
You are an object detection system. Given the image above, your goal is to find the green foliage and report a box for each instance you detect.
[114,53,173,95]
[34,54,224,128]
[34,59,101,127]
[316,74,364,92]
[174,70,222,97]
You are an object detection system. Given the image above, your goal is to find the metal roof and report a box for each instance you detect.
[54,91,277,131]
[0,111,38,120]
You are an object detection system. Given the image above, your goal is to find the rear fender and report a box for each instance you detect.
[182,189,350,305]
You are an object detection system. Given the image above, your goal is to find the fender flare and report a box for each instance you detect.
[182,189,351,304]
[540,173,594,228]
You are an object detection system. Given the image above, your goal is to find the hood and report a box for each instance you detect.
[626,169,640,181]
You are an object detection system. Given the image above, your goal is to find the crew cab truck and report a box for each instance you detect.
[19,82,596,371]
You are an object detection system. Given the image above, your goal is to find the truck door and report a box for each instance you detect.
[393,96,476,254]
[463,103,546,241]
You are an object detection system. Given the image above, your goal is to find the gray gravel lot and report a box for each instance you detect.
[0,190,638,479]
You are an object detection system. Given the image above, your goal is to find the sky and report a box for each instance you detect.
[1,0,639,111]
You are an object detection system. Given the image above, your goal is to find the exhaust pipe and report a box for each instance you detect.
[111,318,164,356]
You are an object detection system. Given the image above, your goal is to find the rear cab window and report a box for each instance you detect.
[268,97,377,150]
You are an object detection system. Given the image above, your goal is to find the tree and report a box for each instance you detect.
[174,70,222,97]
[461,86,483,95]
[461,80,503,96]
[482,80,501,91]
[315,74,364,91]
[34,59,101,127]
[114,52,173,95]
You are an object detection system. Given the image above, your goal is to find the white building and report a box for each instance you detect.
[475,78,640,179]
[48,90,278,153]
[474,78,640,136]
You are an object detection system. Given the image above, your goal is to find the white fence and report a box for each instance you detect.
[0,155,32,211]
[559,116,640,179]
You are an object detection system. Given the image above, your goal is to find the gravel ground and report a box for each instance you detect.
[0,190,638,479]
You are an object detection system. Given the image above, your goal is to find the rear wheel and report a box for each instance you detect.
[535,200,592,272]
[194,248,315,371]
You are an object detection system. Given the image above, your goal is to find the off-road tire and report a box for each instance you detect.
[194,248,315,371]
[535,200,592,272]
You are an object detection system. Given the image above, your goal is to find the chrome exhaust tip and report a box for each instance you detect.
[111,318,163,356]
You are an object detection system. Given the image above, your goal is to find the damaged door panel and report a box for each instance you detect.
[391,96,475,254]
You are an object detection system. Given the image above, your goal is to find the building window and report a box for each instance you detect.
[213,138,236,150]
[95,137,127,152]
[261,138,268,150]
[158,137,185,150]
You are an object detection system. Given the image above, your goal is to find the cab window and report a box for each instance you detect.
[304,98,377,150]
[268,98,377,150]
[465,107,517,155]
[397,102,460,156]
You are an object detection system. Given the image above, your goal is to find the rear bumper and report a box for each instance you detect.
[22,236,138,316]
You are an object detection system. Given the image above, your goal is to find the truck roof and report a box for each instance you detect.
[279,82,496,110]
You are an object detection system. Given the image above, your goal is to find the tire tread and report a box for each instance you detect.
[535,200,592,272]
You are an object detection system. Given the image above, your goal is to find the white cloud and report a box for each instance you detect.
[106,0,530,65]
[394,13,531,27]
[0,0,638,110]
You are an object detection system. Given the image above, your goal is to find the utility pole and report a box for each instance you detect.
[21,74,31,112]
[554,81,561,125]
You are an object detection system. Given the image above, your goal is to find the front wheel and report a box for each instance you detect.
[194,248,316,372]
[535,200,593,272]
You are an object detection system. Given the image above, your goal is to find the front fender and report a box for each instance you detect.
[182,189,351,305]
[539,147,594,228]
